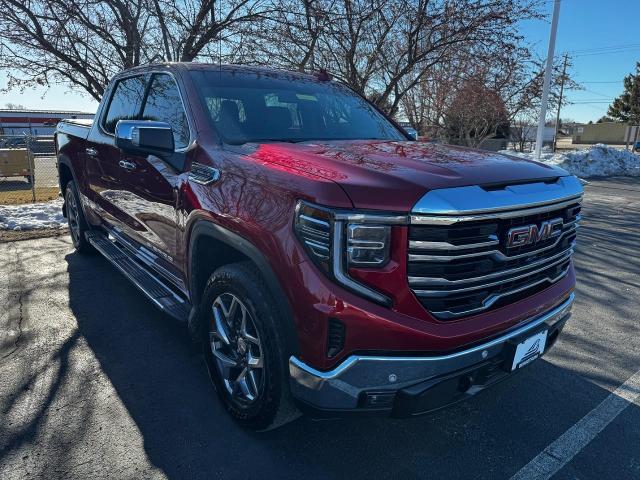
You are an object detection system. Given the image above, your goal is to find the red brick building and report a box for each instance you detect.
[0,109,94,136]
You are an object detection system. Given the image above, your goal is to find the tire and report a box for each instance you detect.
[65,180,94,253]
[200,261,300,431]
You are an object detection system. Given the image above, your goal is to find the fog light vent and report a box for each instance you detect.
[362,391,396,409]
[326,318,345,358]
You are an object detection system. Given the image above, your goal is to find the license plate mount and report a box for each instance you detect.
[508,329,548,371]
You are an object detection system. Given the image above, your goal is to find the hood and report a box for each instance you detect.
[242,140,567,211]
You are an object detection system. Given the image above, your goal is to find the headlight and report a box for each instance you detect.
[294,200,403,306]
[347,225,391,266]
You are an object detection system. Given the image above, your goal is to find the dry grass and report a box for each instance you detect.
[0,187,60,204]
[0,228,68,243]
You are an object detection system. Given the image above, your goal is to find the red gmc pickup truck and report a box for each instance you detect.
[55,63,582,430]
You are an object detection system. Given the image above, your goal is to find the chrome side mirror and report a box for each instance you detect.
[115,120,174,155]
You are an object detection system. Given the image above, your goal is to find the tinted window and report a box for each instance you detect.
[103,76,146,133]
[190,71,404,145]
[142,74,190,149]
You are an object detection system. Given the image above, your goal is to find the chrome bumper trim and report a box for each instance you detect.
[289,294,574,410]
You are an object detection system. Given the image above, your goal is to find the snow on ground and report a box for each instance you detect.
[500,144,640,178]
[0,143,637,232]
[0,199,66,231]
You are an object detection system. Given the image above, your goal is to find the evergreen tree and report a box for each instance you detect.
[607,62,640,124]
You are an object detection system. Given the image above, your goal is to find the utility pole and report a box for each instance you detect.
[552,53,569,152]
[535,0,561,160]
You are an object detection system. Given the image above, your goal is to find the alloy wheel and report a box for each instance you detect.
[66,189,80,244]
[209,293,264,404]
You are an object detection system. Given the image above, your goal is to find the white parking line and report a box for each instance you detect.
[510,369,640,480]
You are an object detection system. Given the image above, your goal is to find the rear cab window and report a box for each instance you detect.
[102,76,146,133]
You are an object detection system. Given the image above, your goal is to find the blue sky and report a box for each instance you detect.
[1,0,639,123]
[520,0,640,122]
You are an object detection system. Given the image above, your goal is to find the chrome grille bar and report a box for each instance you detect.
[409,235,499,251]
[429,267,571,319]
[409,225,578,262]
[408,244,574,287]
[412,251,572,297]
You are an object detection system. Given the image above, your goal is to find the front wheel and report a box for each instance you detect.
[201,262,299,430]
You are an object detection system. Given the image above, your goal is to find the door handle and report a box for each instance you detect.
[86,147,98,156]
[119,160,136,171]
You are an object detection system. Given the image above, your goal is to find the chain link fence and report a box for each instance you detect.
[0,135,59,204]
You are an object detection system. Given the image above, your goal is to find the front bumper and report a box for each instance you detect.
[289,293,574,417]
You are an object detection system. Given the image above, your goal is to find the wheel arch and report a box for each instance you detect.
[187,219,300,355]
[57,154,76,194]
[57,154,84,220]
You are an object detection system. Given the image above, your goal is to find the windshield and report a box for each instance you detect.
[189,69,405,145]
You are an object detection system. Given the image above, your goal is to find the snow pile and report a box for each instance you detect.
[0,199,67,231]
[500,144,640,178]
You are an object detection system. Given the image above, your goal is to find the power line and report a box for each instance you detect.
[568,43,640,54]
[572,47,640,58]
[582,88,615,98]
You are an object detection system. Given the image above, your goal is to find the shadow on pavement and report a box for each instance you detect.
[55,242,638,479]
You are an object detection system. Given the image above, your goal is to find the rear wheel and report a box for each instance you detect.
[201,262,299,430]
[65,181,93,253]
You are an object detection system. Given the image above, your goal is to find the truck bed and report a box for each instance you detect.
[57,118,93,140]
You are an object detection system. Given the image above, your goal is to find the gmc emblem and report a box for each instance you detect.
[505,218,563,248]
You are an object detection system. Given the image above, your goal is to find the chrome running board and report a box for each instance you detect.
[86,231,191,321]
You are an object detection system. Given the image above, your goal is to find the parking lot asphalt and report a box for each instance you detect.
[0,178,639,480]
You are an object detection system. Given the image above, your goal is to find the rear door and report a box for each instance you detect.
[84,74,148,231]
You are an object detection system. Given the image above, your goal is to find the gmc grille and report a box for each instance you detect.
[408,199,581,320]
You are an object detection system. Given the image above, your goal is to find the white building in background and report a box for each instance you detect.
[0,109,94,136]
[512,125,556,143]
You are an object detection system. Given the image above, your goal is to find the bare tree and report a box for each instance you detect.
[400,54,468,138]
[0,0,154,100]
[510,113,539,152]
[400,45,578,144]
[150,0,273,62]
[0,0,271,100]
[232,0,326,70]
[0,0,566,131]
[443,78,509,148]
[236,0,543,116]
[4,103,26,109]
[374,1,543,116]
